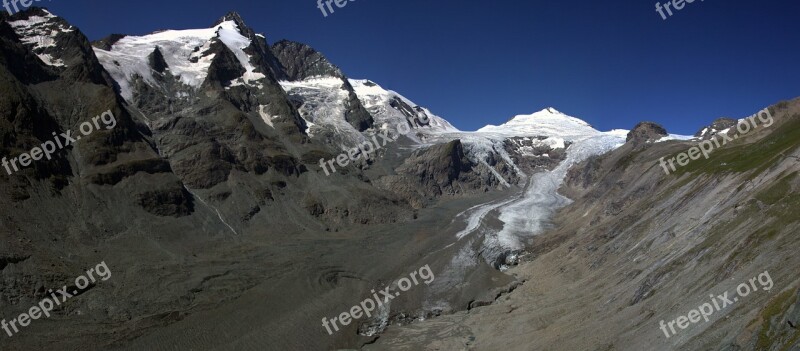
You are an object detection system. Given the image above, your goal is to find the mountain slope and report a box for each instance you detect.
[2,7,797,351]
[367,100,800,351]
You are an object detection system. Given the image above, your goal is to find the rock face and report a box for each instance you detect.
[375,140,502,208]
[147,47,169,74]
[503,136,569,174]
[626,121,668,146]
[271,40,344,80]
[695,117,737,139]
[271,40,374,132]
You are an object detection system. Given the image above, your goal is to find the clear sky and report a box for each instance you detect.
[27,0,800,134]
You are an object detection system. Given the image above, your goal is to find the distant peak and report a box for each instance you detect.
[7,6,55,19]
[538,107,562,115]
[214,11,248,30]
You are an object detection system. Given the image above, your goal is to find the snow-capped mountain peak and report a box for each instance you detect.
[93,18,265,100]
[476,107,600,139]
[348,79,459,136]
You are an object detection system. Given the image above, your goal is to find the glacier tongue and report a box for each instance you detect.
[445,109,629,264]
[491,133,625,249]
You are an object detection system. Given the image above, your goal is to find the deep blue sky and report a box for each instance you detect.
[31,0,800,134]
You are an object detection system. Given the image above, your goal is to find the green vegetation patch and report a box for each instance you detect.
[756,172,797,205]
[755,289,798,351]
[672,116,800,177]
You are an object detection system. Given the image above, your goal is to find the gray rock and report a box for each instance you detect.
[626,121,668,147]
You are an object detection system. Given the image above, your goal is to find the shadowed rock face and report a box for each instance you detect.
[147,47,169,74]
[374,140,505,208]
[0,12,444,349]
[91,33,126,51]
[270,40,344,80]
[626,121,668,147]
[0,8,188,210]
[203,41,247,88]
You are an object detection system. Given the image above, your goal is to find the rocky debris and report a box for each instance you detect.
[0,9,504,350]
[736,287,800,350]
[0,255,29,271]
[503,136,569,174]
[564,154,603,190]
[694,117,737,140]
[368,100,800,351]
[375,140,501,208]
[86,157,174,185]
[626,121,668,147]
[789,291,800,329]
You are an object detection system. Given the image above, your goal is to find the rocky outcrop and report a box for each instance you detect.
[695,117,737,140]
[626,121,668,147]
[202,40,247,88]
[271,40,344,80]
[90,33,126,51]
[503,136,569,175]
[214,12,286,81]
[147,47,168,74]
[135,185,195,217]
[375,140,501,208]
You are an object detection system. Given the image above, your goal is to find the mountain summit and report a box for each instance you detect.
[477,107,601,138]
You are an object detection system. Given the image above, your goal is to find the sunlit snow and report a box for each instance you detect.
[8,10,73,67]
[93,21,264,101]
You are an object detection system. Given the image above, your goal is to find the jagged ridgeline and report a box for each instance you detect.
[0,7,798,351]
